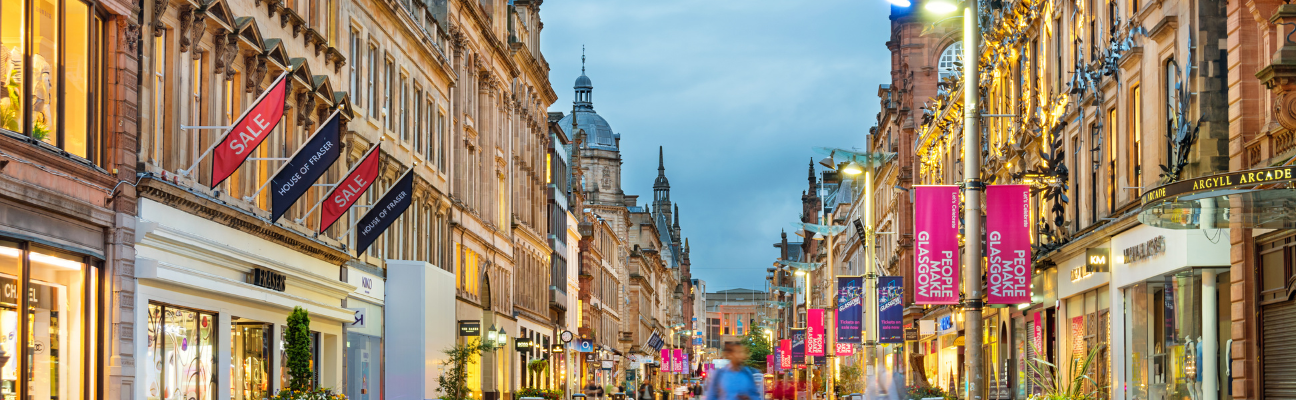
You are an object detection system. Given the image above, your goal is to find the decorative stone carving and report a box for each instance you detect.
[153,0,170,37]
[296,88,316,126]
[245,52,268,93]
[1259,5,1296,132]
[325,47,345,73]
[177,5,194,52]
[223,33,239,80]
[212,30,230,74]
[123,20,141,54]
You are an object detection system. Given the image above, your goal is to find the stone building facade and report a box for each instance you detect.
[0,0,140,396]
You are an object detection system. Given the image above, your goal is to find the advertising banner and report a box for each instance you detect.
[683,353,690,375]
[766,355,774,374]
[779,340,791,370]
[790,329,805,362]
[1032,311,1043,353]
[211,73,288,186]
[319,146,381,231]
[986,185,1032,304]
[836,276,863,343]
[679,346,689,372]
[878,276,904,343]
[807,309,825,356]
[355,169,415,255]
[914,185,960,304]
[269,111,341,222]
[662,348,671,372]
[834,342,854,357]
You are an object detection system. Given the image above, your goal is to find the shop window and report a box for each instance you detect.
[231,319,272,400]
[1124,269,1231,400]
[147,303,217,400]
[2,0,103,162]
[1,240,101,400]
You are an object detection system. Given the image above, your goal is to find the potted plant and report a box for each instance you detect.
[1024,341,1107,400]
[437,339,499,400]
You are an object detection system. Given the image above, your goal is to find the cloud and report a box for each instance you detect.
[542,0,894,291]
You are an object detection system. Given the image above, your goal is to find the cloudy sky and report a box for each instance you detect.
[539,0,895,292]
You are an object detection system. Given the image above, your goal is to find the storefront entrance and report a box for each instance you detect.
[0,239,102,400]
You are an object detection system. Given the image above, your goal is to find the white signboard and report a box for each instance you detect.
[347,307,367,328]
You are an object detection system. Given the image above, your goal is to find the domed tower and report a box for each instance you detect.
[559,51,623,208]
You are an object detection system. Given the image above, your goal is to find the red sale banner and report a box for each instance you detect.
[834,342,854,357]
[914,186,960,304]
[987,185,1032,304]
[779,339,792,369]
[319,146,381,231]
[211,73,288,187]
[807,309,825,356]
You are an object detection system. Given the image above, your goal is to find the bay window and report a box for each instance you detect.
[1,0,103,162]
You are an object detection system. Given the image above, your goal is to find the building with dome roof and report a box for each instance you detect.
[556,58,698,377]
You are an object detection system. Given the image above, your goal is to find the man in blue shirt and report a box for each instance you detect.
[704,343,762,400]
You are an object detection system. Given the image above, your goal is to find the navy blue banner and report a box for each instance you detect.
[270,111,341,222]
[836,276,863,343]
[878,276,904,343]
[355,170,414,255]
[791,328,805,363]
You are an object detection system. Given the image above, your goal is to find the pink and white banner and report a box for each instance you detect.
[914,186,960,304]
[834,342,854,357]
[986,185,1032,304]
[807,308,825,357]
[662,348,672,372]
[672,349,684,373]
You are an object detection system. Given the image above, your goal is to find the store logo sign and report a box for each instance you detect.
[250,267,286,291]
[1122,236,1166,264]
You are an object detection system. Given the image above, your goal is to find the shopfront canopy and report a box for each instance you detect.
[1139,165,1296,229]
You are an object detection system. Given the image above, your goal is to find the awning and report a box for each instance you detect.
[1139,165,1296,229]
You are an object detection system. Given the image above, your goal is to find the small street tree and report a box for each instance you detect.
[437,340,498,400]
[740,326,771,370]
[285,306,313,391]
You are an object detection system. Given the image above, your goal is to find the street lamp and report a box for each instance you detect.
[915,0,987,396]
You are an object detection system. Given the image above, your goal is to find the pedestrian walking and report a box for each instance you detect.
[638,381,656,400]
[704,343,761,400]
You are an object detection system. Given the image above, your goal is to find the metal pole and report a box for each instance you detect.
[961,0,985,398]
[863,157,877,396]
[827,223,835,400]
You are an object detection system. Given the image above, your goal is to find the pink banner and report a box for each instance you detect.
[766,354,775,374]
[662,348,672,372]
[914,186,960,304]
[672,349,684,373]
[807,308,825,356]
[779,339,792,370]
[1033,311,1043,353]
[986,185,1032,304]
[834,342,854,356]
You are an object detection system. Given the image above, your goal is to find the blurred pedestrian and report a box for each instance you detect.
[704,343,761,400]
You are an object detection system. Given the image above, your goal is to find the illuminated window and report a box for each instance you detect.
[938,42,962,81]
[153,33,169,167]
[1108,107,1117,211]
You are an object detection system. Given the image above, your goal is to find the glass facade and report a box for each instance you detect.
[231,319,272,400]
[0,239,100,400]
[1063,288,1110,398]
[147,303,217,400]
[1124,268,1231,400]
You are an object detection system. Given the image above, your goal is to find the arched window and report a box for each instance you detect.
[938,41,964,81]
